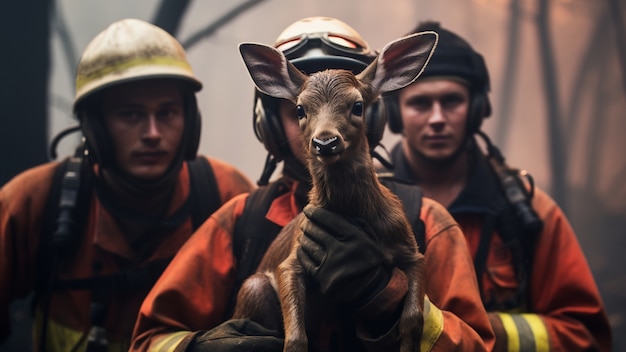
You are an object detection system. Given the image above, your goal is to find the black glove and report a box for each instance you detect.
[187,319,284,352]
[296,205,392,308]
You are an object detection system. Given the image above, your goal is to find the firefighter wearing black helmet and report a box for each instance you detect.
[132,16,496,352]
[380,21,612,351]
[0,18,253,351]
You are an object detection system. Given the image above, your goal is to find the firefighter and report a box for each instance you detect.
[379,21,612,351]
[0,18,254,351]
[131,16,495,351]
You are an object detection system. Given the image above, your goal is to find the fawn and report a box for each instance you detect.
[234,31,438,352]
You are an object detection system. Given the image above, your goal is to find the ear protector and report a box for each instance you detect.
[253,91,287,161]
[385,92,403,134]
[183,92,202,160]
[385,33,492,136]
[365,96,387,149]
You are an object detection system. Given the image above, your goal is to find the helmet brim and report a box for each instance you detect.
[73,66,202,112]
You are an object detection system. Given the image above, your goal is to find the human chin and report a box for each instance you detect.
[421,144,458,162]
[127,162,169,180]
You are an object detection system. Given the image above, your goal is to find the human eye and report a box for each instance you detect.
[157,105,184,121]
[407,96,432,111]
[441,93,466,109]
[116,109,142,122]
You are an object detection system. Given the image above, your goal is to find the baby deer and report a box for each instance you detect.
[234,32,438,352]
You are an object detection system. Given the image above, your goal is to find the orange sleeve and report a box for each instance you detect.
[0,163,58,342]
[356,197,495,351]
[130,193,249,352]
[519,189,612,351]
[420,197,495,351]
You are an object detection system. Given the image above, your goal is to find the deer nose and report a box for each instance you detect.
[312,136,341,156]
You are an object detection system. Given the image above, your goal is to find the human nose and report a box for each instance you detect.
[142,115,162,140]
[427,102,446,125]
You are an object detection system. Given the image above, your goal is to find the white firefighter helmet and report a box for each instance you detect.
[73,18,202,111]
[273,16,376,74]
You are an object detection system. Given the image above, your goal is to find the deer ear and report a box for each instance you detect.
[239,43,307,101]
[357,31,439,94]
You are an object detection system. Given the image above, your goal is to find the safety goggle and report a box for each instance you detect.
[275,32,373,63]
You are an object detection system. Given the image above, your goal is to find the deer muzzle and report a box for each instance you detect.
[312,136,344,157]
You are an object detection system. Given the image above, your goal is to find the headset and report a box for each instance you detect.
[386,23,492,136]
[75,86,201,168]
[251,16,391,184]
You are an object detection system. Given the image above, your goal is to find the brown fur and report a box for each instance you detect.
[234,32,438,352]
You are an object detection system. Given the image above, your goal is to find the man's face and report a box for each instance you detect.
[102,79,185,180]
[398,79,470,163]
[278,99,307,165]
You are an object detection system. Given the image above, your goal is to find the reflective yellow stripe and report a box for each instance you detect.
[499,312,550,352]
[38,316,86,352]
[151,331,190,352]
[34,308,129,352]
[522,314,550,352]
[75,56,192,91]
[498,312,521,351]
[421,296,444,352]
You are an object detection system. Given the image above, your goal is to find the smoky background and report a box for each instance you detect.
[1,0,624,350]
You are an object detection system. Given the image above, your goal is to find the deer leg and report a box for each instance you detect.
[232,272,284,333]
[399,255,426,352]
[277,250,308,352]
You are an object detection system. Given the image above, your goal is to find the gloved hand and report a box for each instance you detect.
[296,204,393,309]
[186,319,284,352]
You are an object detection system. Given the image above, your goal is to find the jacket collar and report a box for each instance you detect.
[266,177,309,227]
[389,141,507,215]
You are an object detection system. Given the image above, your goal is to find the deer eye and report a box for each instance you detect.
[296,105,306,120]
[352,102,363,116]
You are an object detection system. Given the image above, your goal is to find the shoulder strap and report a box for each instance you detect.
[37,157,219,296]
[481,154,543,310]
[224,181,288,318]
[187,157,221,230]
[378,177,426,254]
[232,181,288,282]
[35,158,71,297]
[35,154,92,351]
[36,156,93,294]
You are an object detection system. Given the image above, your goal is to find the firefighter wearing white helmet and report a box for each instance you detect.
[74,18,203,191]
[0,18,253,351]
[252,16,387,185]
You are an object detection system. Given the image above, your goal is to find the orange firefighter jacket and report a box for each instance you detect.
[131,177,495,352]
[387,142,612,352]
[0,156,254,352]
